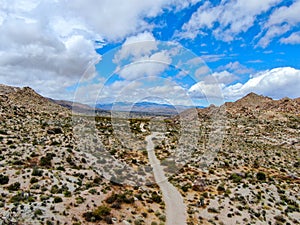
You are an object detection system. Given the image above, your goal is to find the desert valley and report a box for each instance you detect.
[0,84,299,225]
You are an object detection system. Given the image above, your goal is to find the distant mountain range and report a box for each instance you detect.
[2,84,299,117]
[47,99,202,115]
[95,101,202,114]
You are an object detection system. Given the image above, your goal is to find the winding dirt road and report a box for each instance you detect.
[145,132,187,225]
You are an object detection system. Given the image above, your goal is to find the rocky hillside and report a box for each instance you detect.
[224,92,300,115]
[0,84,68,115]
[0,84,299,225]
[0,84,165,225]
[164,92,300,224]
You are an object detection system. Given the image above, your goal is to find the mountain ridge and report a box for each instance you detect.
[1,84,299,115]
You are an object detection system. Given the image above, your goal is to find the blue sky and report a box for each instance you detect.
[0,0,299,106]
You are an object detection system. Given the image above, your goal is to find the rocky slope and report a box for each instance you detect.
[162,92,300,224]
[0,84,165,225]
[0,84,299,225]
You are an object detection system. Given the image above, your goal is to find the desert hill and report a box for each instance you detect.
[0,84,299,225]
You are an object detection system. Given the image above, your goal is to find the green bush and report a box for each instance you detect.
[229,173,243,183]
[256,172,266,181]
[40,153,55,167]
[7,182,20,191]
[54,196,63,203]
[30,177,39,184]
[64,191,72,197]
[151,192,162,203]
[34,209,43,216]
[83,205,111,222]
[217,184,225,192]
[0,174,9,185]
[32,167,43,176]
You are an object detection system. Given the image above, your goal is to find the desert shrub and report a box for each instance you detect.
[51,184,59,194]
[34,209,43,216]
[217,184,225,192]
[256,172,266,181]
[7,182,20,191]
[83,205,111,222]
[274,215,286,223]
[32,167,43,176]
[181,183,191,192]
[10,193,24,203]
[229,173,243,183]
[30,177,39,184]
[151,192,162,203]
[39,157,51,167]
[64,191,72,197]
[56,166,65,171]
[88,189,97,195]
[105,192,134,206]
[54,196,63,203]
[76,196,85,204]
[94,205,111,216]
[0,174,9,185]
[134,219,144,225]
[208,207,219,213]
[46,220,53,225]
[40,195,50,201]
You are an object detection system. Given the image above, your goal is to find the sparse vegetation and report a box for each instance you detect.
[0,84,299,225]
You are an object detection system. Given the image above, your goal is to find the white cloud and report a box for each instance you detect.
[0,0,196,100]
[223,67,300,99]
[188,81,224,99]
[257,24,290,48]
[194,66,210,79]
[201,54,226,62]
[267,0,300,26]
[257,0,300,47]
[0,17,100,97]
[217,61,254,74]
[113,32,158,63]
[95,78,193,106]
[206,71,237,85]
[118,50,172,80]
[188,67,300,102]
[188,71,235,99]
[65,0,197,41]
[180,0,280,41]
[280,31,300,44]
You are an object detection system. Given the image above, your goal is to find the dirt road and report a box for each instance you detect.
[145,132,187,225]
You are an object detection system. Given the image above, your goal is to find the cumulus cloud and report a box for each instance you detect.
[217,61,254,75]
[223,67,300,99]
[188,81,224,99]
[257,24,290,48]
[113,32,179,81]
[205,71,238,85]
[188,67,300,101]
[188,71,236,99]
[0,0,197,100]
[65,0,200,41]
[280,31,300,44]
[113,32,158,63]
[267,0,300,26]
[0,17,100,98]
[95,78,193,106]
[257,0,300,48]
[194,66,210,79]
[118,50,172,80]
[180,0,280,42]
